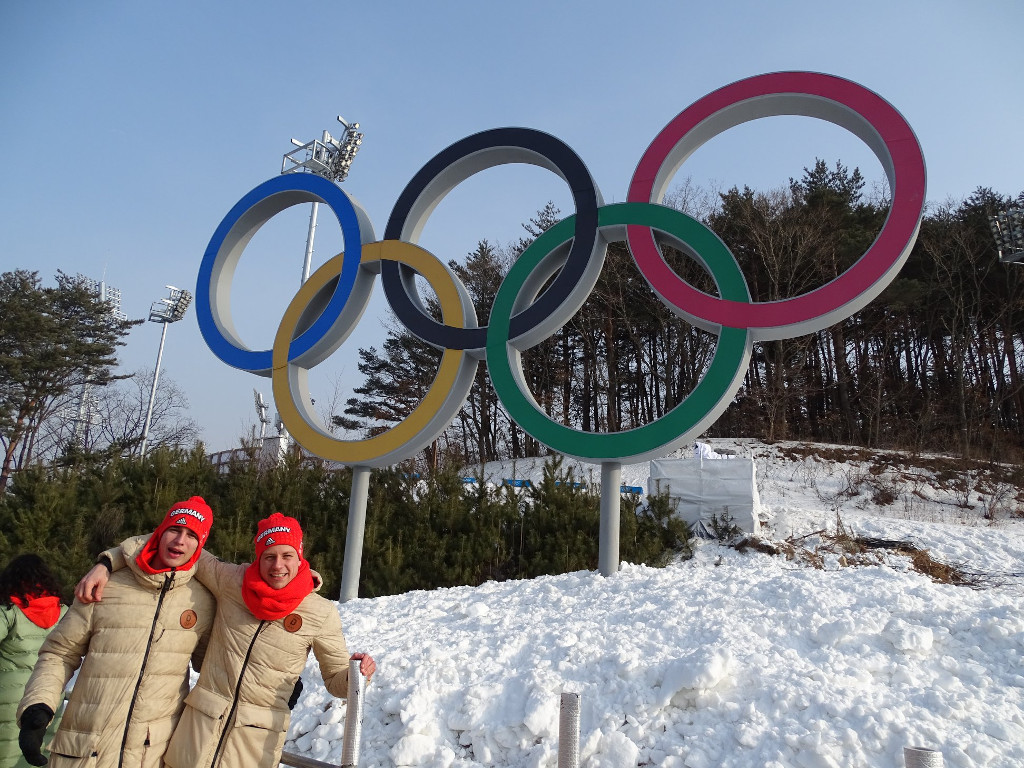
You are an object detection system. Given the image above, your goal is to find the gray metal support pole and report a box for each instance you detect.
[558,692,580,768]
[598,462,622,576]
[341,658,365,767]
[904,747,944,767]
[301,201,319,284]
[140,321,168,457]
[340,466,370,602]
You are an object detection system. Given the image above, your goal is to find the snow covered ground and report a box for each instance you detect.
[284,439,1024,767]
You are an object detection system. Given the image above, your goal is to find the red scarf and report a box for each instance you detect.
[134,533,175,574]
[11,594,61,628]
[241,560,314,620]
[134,529,204,575]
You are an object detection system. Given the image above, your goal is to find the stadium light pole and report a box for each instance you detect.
[69,275,126,448]
[281,115,364,284]
[280,115,366,602]
[140,286,192,457]
[254,389,271,440]
[989,207,1024,264]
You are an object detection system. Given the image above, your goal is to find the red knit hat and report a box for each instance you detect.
[254,512,304,560]
[162,496,214,546]
[136,496,214,573]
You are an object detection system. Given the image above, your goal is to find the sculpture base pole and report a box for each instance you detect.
[598,462,621,576]
[340,466,370,602]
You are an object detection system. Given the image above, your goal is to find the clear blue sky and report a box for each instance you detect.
[2,0,1021,452]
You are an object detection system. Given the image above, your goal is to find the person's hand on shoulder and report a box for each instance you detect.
[75,559,112,603]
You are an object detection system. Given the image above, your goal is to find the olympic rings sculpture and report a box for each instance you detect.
[196,71,926,468]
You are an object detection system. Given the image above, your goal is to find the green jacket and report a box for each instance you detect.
[0,602,67,768]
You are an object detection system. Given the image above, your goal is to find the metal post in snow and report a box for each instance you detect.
[340,466,370,602]
[558,692,581,768]
[904,746,944,767]
[341,658,366,767]
[598,462,622,576]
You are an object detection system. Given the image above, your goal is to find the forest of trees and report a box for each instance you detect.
[343,163,1024,468]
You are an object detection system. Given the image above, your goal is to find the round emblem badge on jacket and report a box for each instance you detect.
[180,609,198,629]
[283,614,302,632]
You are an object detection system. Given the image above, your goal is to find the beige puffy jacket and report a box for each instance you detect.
[113,537,351,768]
[16,554,214,768]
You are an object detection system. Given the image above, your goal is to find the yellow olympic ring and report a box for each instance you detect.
[271,240,479,467]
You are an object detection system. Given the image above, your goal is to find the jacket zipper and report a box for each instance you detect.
[118,571,174,768]
[209,619,267,767]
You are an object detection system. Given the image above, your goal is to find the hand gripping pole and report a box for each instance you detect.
[341,658,366,767]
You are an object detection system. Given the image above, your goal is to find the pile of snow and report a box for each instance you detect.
[285,440,1024,767]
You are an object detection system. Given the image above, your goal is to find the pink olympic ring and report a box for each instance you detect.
[626,71,926,339]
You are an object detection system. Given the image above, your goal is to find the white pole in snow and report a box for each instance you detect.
[558,692,581,768]
[598,462,622,576]
[341,659,365,766]
[340,466,371,602]
[904,746,944,767]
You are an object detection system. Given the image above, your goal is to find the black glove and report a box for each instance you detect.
[19,703,53,767]
[288,678,303,709]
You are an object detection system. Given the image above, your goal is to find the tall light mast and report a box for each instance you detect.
[140,286,192,457]
[280,115,365,284]
[71,275,127,446]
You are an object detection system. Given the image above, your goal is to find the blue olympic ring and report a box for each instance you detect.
[196,173,375,375]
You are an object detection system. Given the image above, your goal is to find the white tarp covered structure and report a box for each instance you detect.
[648,443,761,535]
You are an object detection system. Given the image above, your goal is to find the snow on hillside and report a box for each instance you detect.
[285,440,1024,767]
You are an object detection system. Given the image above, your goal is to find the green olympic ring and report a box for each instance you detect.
[486,202,752,464]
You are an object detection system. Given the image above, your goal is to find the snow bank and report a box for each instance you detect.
[284,440,1024,767]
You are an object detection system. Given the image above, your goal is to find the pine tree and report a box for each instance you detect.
[0,270,140,491]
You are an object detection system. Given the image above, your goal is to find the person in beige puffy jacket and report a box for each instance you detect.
[16,497,216,768]
[78,512,375,768]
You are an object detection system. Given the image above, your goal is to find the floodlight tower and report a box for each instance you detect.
[140,286,192,457]
[254,389,271,440]
[75,275,127,322]
[70,275,127,446]
[989,207,1024,264]
[280,115,364,284]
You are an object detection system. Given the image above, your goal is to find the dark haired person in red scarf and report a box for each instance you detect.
[19,497,215,768]
[0,554,65,768]
[79,512,375,768]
